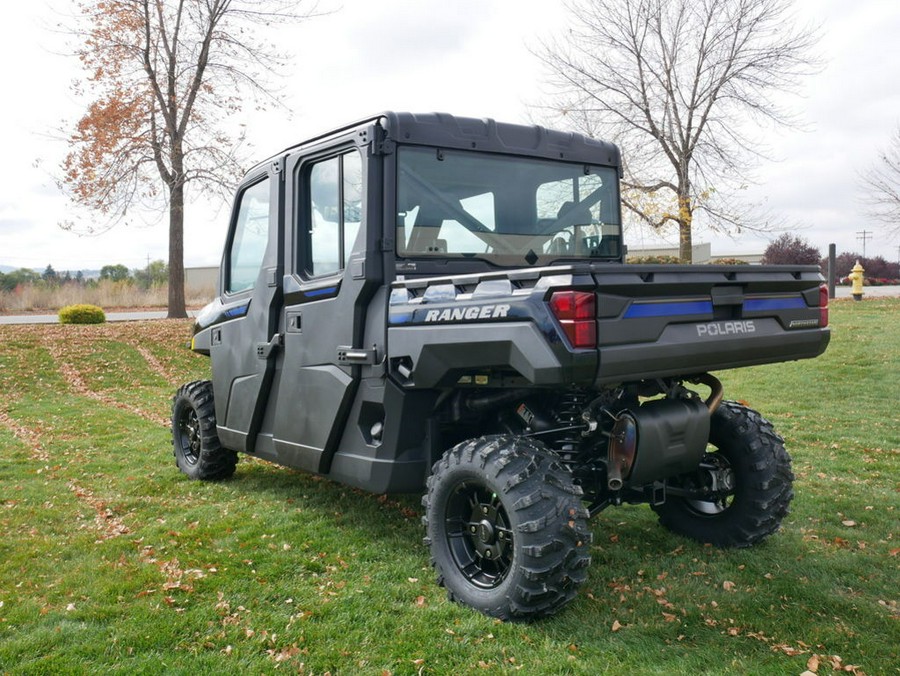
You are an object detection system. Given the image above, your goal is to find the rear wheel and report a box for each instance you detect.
[652,401,793,547]
[172,380,237,481]
[423,435,591,621]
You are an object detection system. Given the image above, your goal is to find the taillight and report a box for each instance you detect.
[819,284,829,327]
[549,290,597,348]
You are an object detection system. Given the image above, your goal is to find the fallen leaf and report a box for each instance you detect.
[415,596,426,607]
[773,643,803,656]
[841,520,857,527]
[611,620,622,632]
[723,580,736,591]
[807,654,820,672]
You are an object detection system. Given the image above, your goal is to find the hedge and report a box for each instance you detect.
[58,304,106,324]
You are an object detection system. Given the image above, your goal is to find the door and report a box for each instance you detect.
[270,143,380,473]
[209,160,283,453]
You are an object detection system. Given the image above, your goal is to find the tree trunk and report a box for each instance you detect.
[678,193,693,263]
[167,181,187,319]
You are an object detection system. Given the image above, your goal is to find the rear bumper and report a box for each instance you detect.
[596,319,830,383]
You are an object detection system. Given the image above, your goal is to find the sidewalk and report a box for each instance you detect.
[0,310,196,325]
[833,285,900,299]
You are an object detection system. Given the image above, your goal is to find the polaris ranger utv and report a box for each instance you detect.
[172,112,830,620]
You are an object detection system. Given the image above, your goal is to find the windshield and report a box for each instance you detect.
[396,147,621,265]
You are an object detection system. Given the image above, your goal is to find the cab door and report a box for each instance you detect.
[209,161,283,453]
[269,140,380,473]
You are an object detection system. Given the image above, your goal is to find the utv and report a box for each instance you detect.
[172,112,830,620]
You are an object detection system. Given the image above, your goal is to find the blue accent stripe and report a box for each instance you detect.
[389,312,414,324]
[223,303,249,319]
[744,297,807,312]
[624,300,713,318]
[305,286,338,298]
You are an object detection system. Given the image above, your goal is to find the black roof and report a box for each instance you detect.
[250,112,621,175]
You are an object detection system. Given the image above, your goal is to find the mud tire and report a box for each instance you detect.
[652,401,794,547]
[423,435,591,621]
[171,380,237,481]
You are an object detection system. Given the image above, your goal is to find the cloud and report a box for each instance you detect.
[0,218,32,234]
[340,0,496,68]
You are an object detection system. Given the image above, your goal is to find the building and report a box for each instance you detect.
[185,266,218,294]
[627,243,763,264]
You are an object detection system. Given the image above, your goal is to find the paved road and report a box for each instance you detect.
[0,310,196,325]
[1,289,896,325]
[833,285,900,299]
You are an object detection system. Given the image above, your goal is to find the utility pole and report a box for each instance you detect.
[856,230,872,258]
[827,243,836,299]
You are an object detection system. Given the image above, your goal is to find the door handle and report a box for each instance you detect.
[337,346,378,365]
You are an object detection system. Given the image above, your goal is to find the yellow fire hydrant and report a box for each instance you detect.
[849,260,865,301]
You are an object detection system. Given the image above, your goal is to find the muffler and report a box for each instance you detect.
[605,398,711,489]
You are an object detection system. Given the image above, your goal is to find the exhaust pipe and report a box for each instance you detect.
[607,413,637,490]
[691,373,724,413]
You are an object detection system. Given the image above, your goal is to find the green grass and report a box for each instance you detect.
[0,300,897,674]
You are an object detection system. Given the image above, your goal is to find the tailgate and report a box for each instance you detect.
[591,264,831,383]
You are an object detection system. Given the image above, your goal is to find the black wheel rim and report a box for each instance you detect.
[685,451,735,516]
[444,480,513,589]
[177,406,202,466]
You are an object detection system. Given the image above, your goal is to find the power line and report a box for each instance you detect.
[856,230,872,258]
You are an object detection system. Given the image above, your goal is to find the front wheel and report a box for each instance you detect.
[423,435,591,621]
[171,380,237,481]
[652,401,794,547]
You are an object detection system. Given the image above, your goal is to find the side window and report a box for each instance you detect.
[306,150,363,277]
[227,178,270,294]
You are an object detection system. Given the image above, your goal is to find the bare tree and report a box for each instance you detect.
[60,0,313,317]
[536,0,818,261]
[861,126,900,237]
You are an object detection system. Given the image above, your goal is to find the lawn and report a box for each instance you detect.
[0,299,897,674]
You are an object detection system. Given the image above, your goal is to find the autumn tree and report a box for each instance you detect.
[61,0,312,317]
[760,233,819,265]
[536,0,818,262]
[0,269,41,292]
[860,125,900,237]
[824,252,900,281]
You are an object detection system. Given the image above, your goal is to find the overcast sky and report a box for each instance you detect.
[1,0,898,272]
